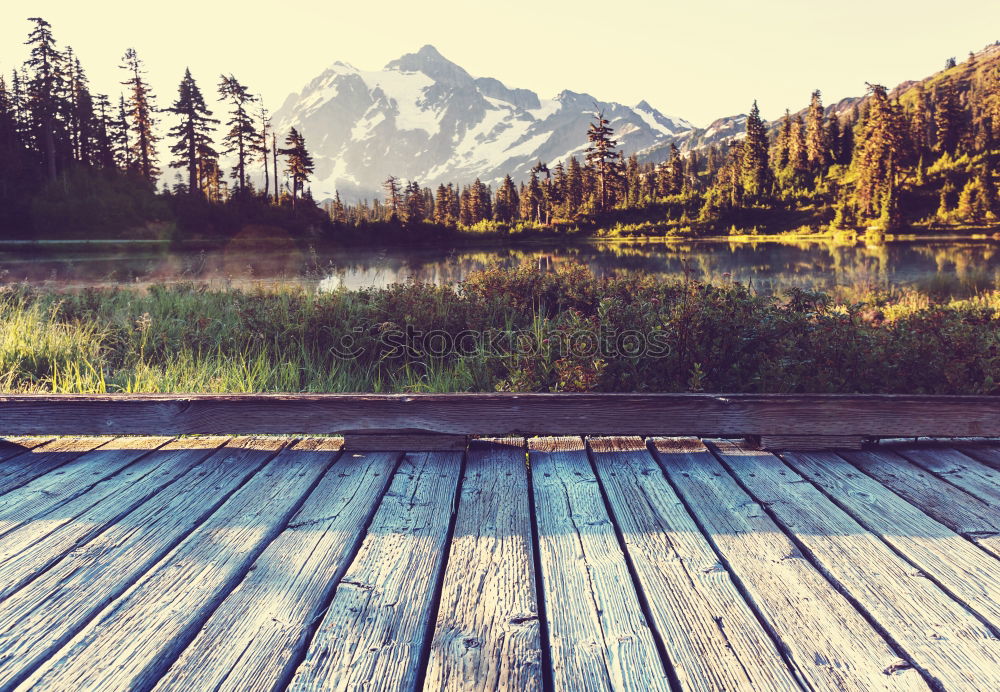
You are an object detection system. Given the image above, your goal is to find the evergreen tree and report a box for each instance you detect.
[849,84,903,220]
[218,75,259,194]
[166,69,218,195]
[112,94,131,171]
[957,175,997,222]
[119,48,159,183]
[520,172,543,222]
[772,109,792,171]
[740,101,771,202]
[934,83,964,154]
[909,83,933,161]
[494,174,520,222]
[585,111,620,212]
[805,90,828,169]
[402,180,426,223]
[280,127,314,206]
[91,93,116,169]
[433,183,451,225]
[383,175,402,219]
[24,17,65,180]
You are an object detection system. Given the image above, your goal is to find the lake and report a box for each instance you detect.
[2,236,999,298]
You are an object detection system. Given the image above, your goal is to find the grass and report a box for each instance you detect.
[1,263,999,394]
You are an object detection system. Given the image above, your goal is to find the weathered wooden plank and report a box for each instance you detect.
[154,443,399,692]
[757,434,866,450]
[20,436,325,692]
[843,449,1000,559]
[587,436,801,691]
[343,433,467,451]
[424,438,542,692]
[0,437,277,689]
[895,446,1000,509]
[712,439,1000,689]
[0,436,54,463]
[528,436,669,692]
[4,393,1000,437]
[649,437,927,690]
[0,436,109,496]
[288,451,463,692]
[959,443,1000,471]
[0,437,229,599]
[0,436,173,540]
[786,449,1000,631]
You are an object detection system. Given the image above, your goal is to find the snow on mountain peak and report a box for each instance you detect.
[271,47,696,201]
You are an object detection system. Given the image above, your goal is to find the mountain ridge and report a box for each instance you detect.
[271,45,693,201]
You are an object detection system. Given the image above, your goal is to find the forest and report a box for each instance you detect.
[1,17,999,244]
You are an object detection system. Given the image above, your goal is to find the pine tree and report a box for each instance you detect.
[433,184,451,224]
[520,172,543,223]
[24,17,65,180]
[166,69,218,195]
[494,174,520,222]
[218,75,259,194]
[909,83,933,161]
[772,109,792,171]
[805,90,828,170]
[403,180,426,223]
[585,111,620,212]
[119,48,159,183]
[383,175,402,219]
[112,94,131,171]
[330,191,347,224]
[957,175,997,222]
[849,84,903,220]
[256,100,271,200]
[934,83,964,155]
[740,101,771,202]
[91,93,116,169]
[280,127,314,206]
[565,156,584,217]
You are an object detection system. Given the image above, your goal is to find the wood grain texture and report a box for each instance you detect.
[0,436,229,602]
[650,437,927,691]
[0,437,267,689]
[0,437,54,464]
[786,449,1000,631]
[896,446,1000,509]
[154,443,399,692]
[343,433,467,451]
[758,434,866,450]
[0,436,173,540]
[21,436,323,692]
[0,436,109,495]
[4,393,1000,437]
[528,436,670,692]
[843,449,1000,559]
[423,438,542,692]
[288,451,463,692]
[712,439,1000,690]
[587,436,801,691]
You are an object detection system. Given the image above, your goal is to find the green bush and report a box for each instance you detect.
[0,264,997,394]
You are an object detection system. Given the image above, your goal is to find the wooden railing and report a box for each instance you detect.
[1,393,997,450]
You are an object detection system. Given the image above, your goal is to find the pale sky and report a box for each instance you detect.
[2,1,999,126]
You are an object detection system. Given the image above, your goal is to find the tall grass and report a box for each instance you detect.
[1,264,998,394]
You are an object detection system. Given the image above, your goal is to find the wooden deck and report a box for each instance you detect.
[1,435,1000,690]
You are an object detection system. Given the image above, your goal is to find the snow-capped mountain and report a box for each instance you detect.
[271,45,694,201]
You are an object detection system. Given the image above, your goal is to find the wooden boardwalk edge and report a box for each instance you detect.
[1,393,999,437]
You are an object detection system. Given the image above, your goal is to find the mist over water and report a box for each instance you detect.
[3,238,999,299]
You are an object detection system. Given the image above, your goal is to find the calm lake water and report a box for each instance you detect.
[3,237,1000,297]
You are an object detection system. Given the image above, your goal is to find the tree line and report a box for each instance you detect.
[1,17,998,240]
[340,48,1000,235]
[0,17,320,237]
